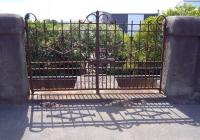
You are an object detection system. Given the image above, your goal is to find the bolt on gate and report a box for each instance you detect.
[25,11,166,95]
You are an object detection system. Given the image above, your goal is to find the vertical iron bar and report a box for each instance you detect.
[153,21,158,89]
[137,21,142,89]
[61,20,65,89]
[78,20,81,90]
[25,17,34,94]
[69,20,76,89]
[114,20,118,88]
[145,22,149,88]
[35,20,39,90]
[130,21,133,89]
[159,19,167,92]
[84,23,88,89]
[132,21,136,89]
[69,20,74,90]
[105,23,108,89]
[44,20,49,90]
[61,20,64,59]
[87,23,90,89]
[52,20,56,90]
[120,22,125,89]
[95,11,100,94]
[35,21,39,82]
[113,20,116,89]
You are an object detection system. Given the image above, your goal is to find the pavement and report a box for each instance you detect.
[0,98,200,140]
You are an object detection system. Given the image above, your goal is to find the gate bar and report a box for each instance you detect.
[25,13,36,94]
[95,11,100,95]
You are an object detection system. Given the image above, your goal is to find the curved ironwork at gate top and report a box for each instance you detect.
[84,11,113,23]
[24,11,167,24]
[24,11,166,94]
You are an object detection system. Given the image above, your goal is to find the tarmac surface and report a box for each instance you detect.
[0,97,200,140]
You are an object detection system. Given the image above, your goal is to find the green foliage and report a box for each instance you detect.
[164,4,200,16]
[123,15,163,71]
[27,4,200,76]
[28,20,127,62]
[129,3,200,65]
[28,20,130,76]
[133,16,162,61]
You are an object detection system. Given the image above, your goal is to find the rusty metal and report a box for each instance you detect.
[25,13,37,94]
[95,11,100,95]
[157,15,167,93]
[25,12,166,94]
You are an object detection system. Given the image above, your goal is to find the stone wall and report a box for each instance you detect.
[162,16,200,100]
[0,14,29,102]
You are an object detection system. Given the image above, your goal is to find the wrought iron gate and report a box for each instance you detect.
[25,11,166,94]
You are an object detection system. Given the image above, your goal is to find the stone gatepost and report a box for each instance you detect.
[0,14,29,102]
[162,16,200,100]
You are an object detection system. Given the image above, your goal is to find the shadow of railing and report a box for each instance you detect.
[30,90,166,101]
[29,99,200,132]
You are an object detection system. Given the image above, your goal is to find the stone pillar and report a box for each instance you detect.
[162,16,200,100]
[0,14,29,102]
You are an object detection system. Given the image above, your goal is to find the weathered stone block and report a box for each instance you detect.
[0,14,29,102]
[162,16,200,100]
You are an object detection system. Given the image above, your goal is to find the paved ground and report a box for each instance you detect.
[0,99,200,140]
[75,75,118,89]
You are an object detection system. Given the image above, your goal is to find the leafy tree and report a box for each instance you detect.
[164,4,200,16]
[119,3,200,75]
[28,4,200,76]
[28,21,127,61]
[126,4,200,64]
[27,20,129,76]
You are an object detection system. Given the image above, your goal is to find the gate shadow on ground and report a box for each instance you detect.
[29,95,200,132]
[30,91,166,101]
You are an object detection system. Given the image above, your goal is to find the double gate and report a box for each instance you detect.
[25,11,166,94]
